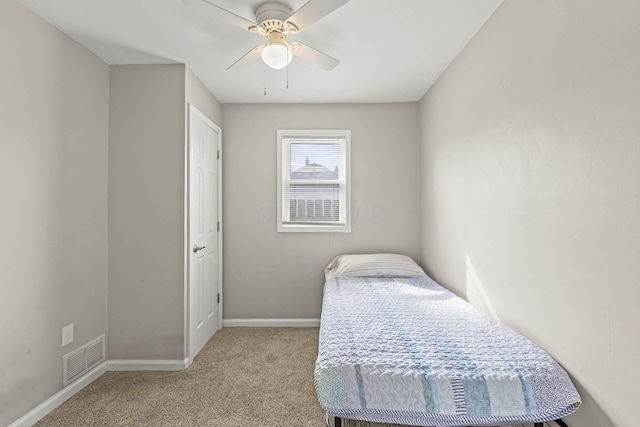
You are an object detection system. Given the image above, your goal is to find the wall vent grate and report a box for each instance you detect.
[63,334,105,387]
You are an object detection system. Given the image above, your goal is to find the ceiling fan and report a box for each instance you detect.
[198,0,348,71]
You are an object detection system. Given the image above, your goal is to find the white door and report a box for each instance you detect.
[188,105,222,362]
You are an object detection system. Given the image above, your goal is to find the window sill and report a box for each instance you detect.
[277,223,351,233]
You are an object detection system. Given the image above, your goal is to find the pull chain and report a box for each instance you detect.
[286,49,290,89]
[263,62,267,96]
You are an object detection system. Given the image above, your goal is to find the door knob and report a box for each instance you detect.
[193,245,206,253]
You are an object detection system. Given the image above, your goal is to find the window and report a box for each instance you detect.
[277,130,351,233]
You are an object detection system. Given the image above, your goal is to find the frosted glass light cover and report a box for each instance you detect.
[261,44,292,69]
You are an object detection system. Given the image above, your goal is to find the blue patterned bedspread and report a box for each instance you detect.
[314,276,580,426]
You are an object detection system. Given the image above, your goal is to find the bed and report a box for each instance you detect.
[314,254,580,427]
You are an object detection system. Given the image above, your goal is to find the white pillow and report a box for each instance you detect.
[324,253,426,280]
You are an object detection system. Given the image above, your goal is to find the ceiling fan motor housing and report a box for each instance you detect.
[254,2,299,38]
[255,2,292,24]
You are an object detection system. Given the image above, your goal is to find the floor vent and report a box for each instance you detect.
[63,334,105,387]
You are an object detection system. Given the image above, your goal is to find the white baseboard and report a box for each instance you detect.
[8,361,108,427]
[8,358,190,426]
[223,318,320,327]
[107,358,190,371]
[9,322,312,426]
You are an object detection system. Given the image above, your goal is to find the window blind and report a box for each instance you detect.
[282,138,347,226]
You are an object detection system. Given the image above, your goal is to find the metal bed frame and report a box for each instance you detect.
[328,416,570,427]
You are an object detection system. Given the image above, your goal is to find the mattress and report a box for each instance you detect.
[314,275,581,426]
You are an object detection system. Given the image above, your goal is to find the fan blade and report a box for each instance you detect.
[285,0,348,32]
[198,0,257,30]
[291,42,339,71]
[227,45,265,70]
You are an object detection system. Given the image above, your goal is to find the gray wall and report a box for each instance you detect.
[418,1,639,426]
[108,64,186,360]
[0,1,109,425]
[222,103,421,319]
[108,65,222,361]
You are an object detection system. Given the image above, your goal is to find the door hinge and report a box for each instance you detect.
[217,293,221,304]
[217,221,220,232]
[217,150,220,160]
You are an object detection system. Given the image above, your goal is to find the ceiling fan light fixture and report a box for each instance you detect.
[261,43,292,69]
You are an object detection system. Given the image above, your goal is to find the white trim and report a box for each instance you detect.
[107,358,190,371]
[8,362,107,427]
[223,318,321,328]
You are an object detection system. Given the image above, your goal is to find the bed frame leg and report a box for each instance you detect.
[534,423,543,427]
[554,420,569,427]
[335,416,341,427]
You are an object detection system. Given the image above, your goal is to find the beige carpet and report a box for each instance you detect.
[36,327,326,427]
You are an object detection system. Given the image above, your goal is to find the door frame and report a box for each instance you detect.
[185,104,223,366]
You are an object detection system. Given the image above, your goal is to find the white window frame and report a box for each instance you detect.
[277,129,351,233]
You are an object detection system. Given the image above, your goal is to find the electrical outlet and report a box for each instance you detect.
[62,324,74,347]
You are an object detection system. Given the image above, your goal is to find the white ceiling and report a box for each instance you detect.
[16,0,502,103]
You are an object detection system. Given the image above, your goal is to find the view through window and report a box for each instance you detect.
[277,130,351,232]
